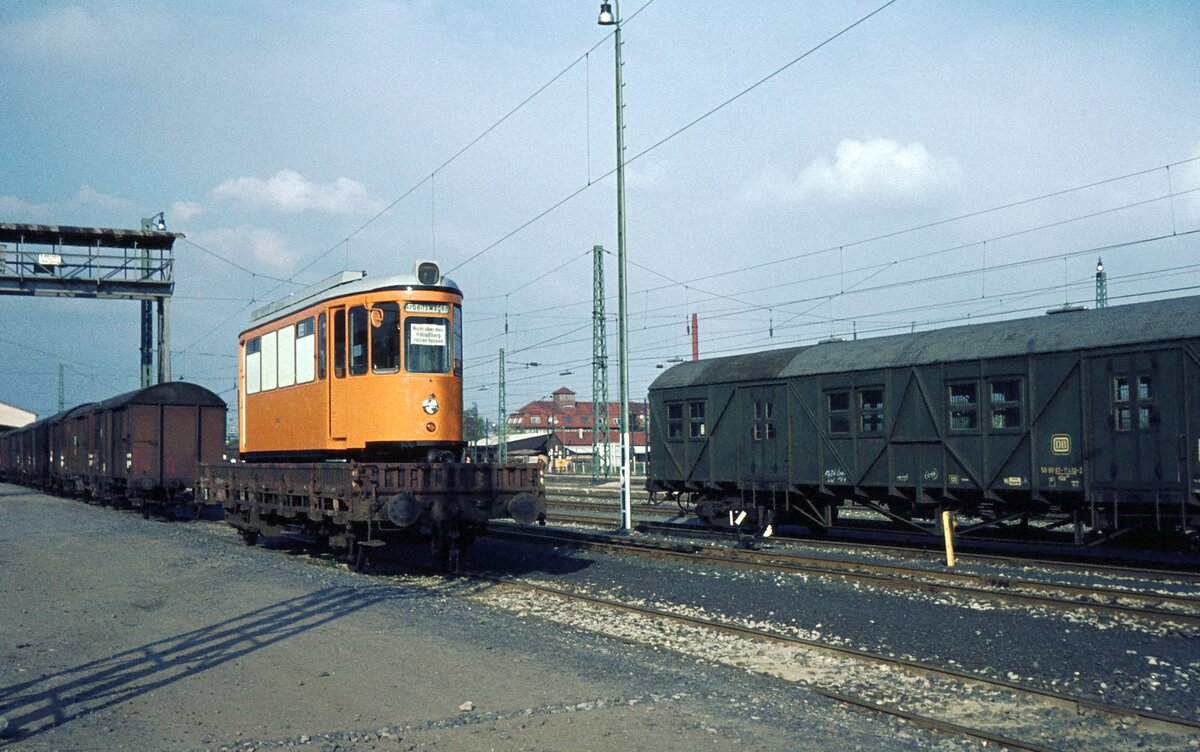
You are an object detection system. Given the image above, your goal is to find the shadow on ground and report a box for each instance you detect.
[0,585,408,742]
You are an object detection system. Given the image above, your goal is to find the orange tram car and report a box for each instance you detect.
[199,261,545,570]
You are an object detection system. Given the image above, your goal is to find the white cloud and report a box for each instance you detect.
[0,5,166,65]
[211,169,385,217]
[1,7,106,60]
[0,195,53,221]
[169,201,205,224]
[196,225,299,275]
[743,138,963,206]
[72,185,138,213]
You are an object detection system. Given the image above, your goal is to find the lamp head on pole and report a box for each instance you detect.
[1096,258,1104,273]
[141,211,166,232]
[598,2,615,25]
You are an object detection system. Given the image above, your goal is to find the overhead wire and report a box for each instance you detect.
[448,0,901,275]
[466,181,1199,361]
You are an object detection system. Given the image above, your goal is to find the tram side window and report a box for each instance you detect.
[244,337,261,395]
[295,317,315,384]
[260,330,278,391]
[827,391,850,434]
[453,304,464,376]
[317,313,326,380]
[405,316,449,373]
[371,303,400,373]
[277,323,296,388]
[349,306,368,376]
[333,310,346,378]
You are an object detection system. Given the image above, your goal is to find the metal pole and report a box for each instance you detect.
[497,348,508,464]
[157,295,171,383]
[691,313,699,361]
[592,244,610,483]
[140,297,153,387]
[611,0,633,532]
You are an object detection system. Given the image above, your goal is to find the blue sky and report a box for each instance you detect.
[1,0,1198,420]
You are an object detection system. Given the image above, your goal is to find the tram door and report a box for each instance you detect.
[329,306,348,440]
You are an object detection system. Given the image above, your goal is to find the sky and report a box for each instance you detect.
[1,0,1198,424]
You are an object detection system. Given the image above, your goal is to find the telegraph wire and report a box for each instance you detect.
[178,237,297,285]
[465,227,1199,376]
[173,3,661,356]
[448,0,901,275]
[472,177,1200,328]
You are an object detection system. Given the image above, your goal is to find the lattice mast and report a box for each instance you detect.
[497,348,508,463]
[592,245,611,482]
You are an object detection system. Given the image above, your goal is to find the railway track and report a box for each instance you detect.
[544,494,1200,577]
[192,515,1200,749]
[440,560,1200,751]
[491,521,1200,628]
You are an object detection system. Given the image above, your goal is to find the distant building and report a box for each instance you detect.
[500,387,648,473]
[506,386,646,434]
[0,401,36,432]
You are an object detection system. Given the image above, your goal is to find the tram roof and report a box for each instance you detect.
[243,269,462,333]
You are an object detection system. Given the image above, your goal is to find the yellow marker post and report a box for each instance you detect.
[941,510,956,568]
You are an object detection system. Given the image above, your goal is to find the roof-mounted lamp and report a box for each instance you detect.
[141,212,166,232]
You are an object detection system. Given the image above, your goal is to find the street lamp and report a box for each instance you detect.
[598,0,633,532]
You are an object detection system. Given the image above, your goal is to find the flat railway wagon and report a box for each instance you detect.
[0,382,227,516]
[647,295,1200,547]
[199,262,545,570]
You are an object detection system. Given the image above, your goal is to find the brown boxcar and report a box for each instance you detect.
[89,382,227,515]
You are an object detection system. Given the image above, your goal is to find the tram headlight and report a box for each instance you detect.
[422,396,439,415]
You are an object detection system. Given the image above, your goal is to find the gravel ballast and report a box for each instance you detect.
[1,485,975,751]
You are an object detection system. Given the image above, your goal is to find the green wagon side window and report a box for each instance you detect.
[666,403,684,439]
[688,400,706,438]
[827,391,850,434]
[990,379,1022,430]
[859,389,884,435]
[948,382,978,431]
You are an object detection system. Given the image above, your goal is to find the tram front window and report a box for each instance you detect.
[405,317,449,374]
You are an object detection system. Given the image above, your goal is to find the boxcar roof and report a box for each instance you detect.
[651,295,1200,390]
[92,382,226,412]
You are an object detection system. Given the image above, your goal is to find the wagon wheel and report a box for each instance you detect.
[349,543,370,573]
[430,525,461,574]
[313,530,332,553]
[676,492,699,515]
